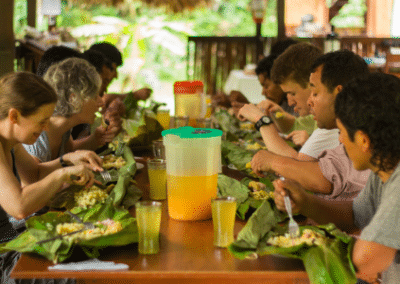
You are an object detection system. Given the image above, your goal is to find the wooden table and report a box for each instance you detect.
[11,157,309,284]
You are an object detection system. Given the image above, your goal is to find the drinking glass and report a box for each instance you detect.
[211,197,237,247]
[135,201,162,254]
[195,118,212,128]
[156,109,171,130]
[173,116,189,128]
[152,139,166,160]
[147,159,167,200]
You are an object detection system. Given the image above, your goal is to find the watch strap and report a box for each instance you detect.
[255,116,273,131]
[59,155,68,167]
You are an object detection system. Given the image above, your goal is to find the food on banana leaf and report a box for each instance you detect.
[248,181,275,200]
[239,122,255,131]
[274,111,284,119]
[0,202,139,263]
[245,141,266,151]
[56,219,123,243]
[102,155,126,169]
[213,109,261,142]
[229,199,357,284]
[217,174,276,219]
[50,146,142,210]
[267,228,325,248]
[74,185,113,208]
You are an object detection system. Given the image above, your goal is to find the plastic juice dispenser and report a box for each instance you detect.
[174,81,206,127]
[162,127,223,221]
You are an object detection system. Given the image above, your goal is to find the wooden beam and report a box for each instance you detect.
[277,0,286,39]
[27,0,37,27]
[0,0,15,75]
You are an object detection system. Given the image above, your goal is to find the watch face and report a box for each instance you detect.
[262,116,271,124]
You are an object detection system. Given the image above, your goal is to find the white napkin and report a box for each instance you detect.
[48,258,129,271]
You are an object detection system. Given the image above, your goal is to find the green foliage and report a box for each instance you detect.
[14,0,278,88]
[14,0,27,37]
[330,0,367,28]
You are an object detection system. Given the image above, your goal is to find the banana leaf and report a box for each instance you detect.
[213,109,261,142]
[229,198,356,284]
[217,174,277,220]
[221,141,254,174]
[0,200,138,263]
[50,146,142,210]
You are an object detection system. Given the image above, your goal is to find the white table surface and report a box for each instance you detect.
[224,70,264,104]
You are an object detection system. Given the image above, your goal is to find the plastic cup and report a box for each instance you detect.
[173,116,189,128]
[211,197,237,247]
[135,201,162,254]
[156,109,170,130]
[152,139,166,160]
[147,159,167,200]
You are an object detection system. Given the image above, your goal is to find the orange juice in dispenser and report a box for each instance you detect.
[162,127,223,221]
[174,81,206,127]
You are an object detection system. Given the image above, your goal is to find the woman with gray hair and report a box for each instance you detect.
[23,57,115,163]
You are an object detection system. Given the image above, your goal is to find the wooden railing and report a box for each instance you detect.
[187,36,273,95]
[187,36,399,96]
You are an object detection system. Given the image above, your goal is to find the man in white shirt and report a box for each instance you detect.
[250,50,370,200]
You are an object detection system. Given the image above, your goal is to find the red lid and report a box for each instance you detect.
[174,81,203,94]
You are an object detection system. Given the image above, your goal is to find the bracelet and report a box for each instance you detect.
[59,155,68,167]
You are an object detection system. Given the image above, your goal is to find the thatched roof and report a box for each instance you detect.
[67,0,212,13]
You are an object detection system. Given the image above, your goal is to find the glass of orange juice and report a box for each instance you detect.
[147,159,167,200]
[135,201,162,254]
[156,109,171,130]
[211,197,237,247]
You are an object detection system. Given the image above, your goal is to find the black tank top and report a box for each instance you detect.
[0,150,20,243]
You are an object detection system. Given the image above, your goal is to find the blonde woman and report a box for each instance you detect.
[23,57,115,163]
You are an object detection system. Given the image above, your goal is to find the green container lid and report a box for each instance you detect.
[162,126,222,139]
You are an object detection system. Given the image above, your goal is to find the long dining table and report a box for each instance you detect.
[10,156,310,284]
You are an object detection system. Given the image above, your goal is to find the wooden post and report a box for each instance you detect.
[0,0,15,76]
[277,0,286,39]
[27,0,37,27]
[256,23,263,60]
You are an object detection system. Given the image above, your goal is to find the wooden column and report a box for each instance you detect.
[277,0,286,39]
[0,0,15,76]
[27,0,37,27]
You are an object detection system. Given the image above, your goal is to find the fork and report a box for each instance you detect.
[280,177,300,238]
[65,210,95,230]
[100,170,112,183]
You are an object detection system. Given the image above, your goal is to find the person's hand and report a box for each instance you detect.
[229,91,249,104]
[256,99,283,116]
[237,104,264,123]
[250,150,274,176]
[273,178,307,214]
[231,101,245,117]
[93,123,120,147]
[105,98,126,117]
[104,108,123,134]
[212,92,231,109]
[62,165,96,188]
[63,150,103,172]
[132,88,152,101]
[286,130,309,146]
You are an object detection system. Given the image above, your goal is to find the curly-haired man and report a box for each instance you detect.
[274,72,400,283]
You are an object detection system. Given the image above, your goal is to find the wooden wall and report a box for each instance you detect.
[0,0,15,76]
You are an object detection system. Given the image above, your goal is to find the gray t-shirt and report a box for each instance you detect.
[23,130,71,162]
[353,162,400,283]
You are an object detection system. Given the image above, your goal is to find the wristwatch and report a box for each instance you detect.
[255,116,273,131]
[59,155,69,167]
